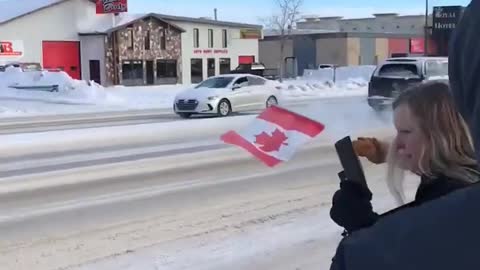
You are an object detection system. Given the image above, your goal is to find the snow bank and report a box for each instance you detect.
[0,65,375,117]
[273,66,376,101]
[302,65,376,83]
[275,79,367,100]
[0,67,124,105]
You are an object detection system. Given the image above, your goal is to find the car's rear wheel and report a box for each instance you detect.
[266,96,278,108]
[178,113,192,119]
[217,99,232,117]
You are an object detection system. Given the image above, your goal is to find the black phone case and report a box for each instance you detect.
[334,136,368,188]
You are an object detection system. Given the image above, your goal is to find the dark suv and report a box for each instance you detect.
[367,57,448,110]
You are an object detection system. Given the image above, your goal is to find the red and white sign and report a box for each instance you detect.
[96,0,128,14]
[221,106,325,167]
[0,40,24,60]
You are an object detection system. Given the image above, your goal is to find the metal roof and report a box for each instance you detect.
[154,13,262,29]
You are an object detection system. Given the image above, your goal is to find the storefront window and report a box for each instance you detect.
[220,58,231,74]
[157,60,177,78]
[191,59,203,83]
[157,60,177,84]
[122,60,143,80]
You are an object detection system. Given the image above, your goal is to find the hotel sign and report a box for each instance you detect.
[432,6,463,34]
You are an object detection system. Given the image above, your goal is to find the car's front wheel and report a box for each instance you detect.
[217,99,232,117]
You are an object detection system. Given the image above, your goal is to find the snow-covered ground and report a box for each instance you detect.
[0,66,373,117]
[2,95,393,158]
[0,66,401,270]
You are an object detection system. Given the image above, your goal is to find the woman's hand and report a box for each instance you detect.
[352,137,389,164]
[330,180,379,232]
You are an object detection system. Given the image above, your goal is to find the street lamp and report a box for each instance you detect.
[425,0,429,56]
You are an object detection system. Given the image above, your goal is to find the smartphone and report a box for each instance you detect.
[334,136,368,188]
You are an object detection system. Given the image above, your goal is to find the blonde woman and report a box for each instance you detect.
[330,81,480,233]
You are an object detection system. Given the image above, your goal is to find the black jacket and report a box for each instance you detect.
[330,1,480,269]
[388,174,470,212]
[331,174,472,234]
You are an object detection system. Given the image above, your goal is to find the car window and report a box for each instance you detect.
[425,60,448,77]
[233,77,249,86]
[194,76,235,89]
[247,76,266,86]
[377,63,420,78]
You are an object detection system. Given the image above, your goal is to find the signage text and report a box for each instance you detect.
[0,40,24,59]
[193,49,229,54]
[96,0,128,14]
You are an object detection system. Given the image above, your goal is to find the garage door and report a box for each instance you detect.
[42,41,81,79]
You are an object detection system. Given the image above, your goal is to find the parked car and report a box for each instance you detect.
[229,62,279,80]
[367,57,448,110]
[0,62,42,72]
[173,74,279,118]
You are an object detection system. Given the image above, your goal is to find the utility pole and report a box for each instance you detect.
[424,0,429,56]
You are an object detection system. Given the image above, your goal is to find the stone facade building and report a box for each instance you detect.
[104,14,184,86]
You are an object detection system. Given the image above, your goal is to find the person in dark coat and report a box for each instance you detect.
[329,1,480,269]
[330,81,479,234]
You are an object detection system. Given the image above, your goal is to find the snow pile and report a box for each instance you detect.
[303,65,376,82]
[275,80,366,100]
[0,67,124,105]
[0,65,378,117]
[274,65,377,100]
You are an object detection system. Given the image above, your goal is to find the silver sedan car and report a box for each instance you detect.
[173,74,280,118]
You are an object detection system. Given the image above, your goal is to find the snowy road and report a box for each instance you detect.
[0,93,401,270]
[0,96,383,134]
[0,131,418,270]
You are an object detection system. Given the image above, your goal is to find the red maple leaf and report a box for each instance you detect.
[254,129,289,152]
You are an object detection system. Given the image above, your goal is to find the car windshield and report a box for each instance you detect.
[195,77,235,88]
[378,63,420,78]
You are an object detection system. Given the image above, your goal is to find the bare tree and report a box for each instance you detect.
[263,0,303,81]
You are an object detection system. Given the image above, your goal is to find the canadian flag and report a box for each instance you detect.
[220,106,325,167]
